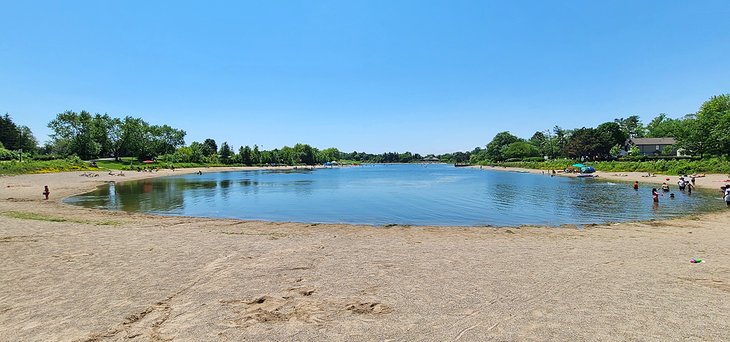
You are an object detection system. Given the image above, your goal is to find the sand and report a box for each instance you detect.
[1,167,729,341]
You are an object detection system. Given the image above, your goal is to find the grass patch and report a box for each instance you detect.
[480,158,730,175]
[1,211,68,222]
[0,158,97,175]
[0,211,122,226]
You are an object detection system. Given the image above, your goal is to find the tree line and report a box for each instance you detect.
[470,94,730,163]
[2,93,728,165]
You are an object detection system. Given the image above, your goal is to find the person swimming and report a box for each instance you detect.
[633,181,639,190]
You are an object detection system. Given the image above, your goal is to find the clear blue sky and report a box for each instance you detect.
[1,1,729,155]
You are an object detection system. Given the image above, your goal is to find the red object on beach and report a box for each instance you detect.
[143,160,154,164]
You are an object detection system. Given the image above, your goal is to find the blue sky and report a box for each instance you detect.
[1,1,729,154]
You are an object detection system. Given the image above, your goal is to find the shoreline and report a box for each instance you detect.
[472,164,730,191]
[2,168,730,340]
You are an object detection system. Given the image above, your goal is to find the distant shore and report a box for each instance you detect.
[471,164,730,191]
[1,168,729,340]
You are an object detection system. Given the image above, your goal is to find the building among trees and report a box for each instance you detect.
[628,137,677,156]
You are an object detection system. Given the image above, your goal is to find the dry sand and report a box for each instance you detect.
[1,167,729,341]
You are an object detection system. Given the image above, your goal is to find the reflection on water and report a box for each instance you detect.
[66,165,722,226]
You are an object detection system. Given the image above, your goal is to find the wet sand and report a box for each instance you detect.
[1,168,729,341]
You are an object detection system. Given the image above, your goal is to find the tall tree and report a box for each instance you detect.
[485,132,521,162]
[48,110,101,159]
[502,141,540,160]
[614,115,646,138]
[595,121,628,158]
[646,113,683,138]
[693,94,730,157]
[219,142,234,164]
[201,139,218,157]
[564,127,600,160]
[239,145,252,165]
[0,114,37,153]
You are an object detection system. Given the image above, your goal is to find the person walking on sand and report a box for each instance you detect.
[652,188,659,203]
[42,186,50,200]
[633,181,639,190]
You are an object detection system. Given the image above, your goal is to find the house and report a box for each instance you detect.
[628,137,677,156]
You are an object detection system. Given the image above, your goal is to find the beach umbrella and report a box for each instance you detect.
[572,163,585,168]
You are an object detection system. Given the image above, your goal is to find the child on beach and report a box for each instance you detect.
[42,186,50,200]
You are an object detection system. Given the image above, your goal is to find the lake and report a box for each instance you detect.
[66,164,720,226]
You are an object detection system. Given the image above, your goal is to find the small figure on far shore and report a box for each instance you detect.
[691,176,696,185]
[633,181,639,190]
[42,185,50,200]
[652,188,659,203]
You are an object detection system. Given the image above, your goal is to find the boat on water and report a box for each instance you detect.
[454,163,470,167]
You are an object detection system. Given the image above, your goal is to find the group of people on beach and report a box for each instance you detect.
[639,175,730,207]
[641,176,696,204]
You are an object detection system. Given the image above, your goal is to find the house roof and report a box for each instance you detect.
[630,137,676,145]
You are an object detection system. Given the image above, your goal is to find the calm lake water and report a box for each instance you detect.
[66,164,721,226]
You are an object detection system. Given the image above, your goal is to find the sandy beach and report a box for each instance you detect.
[1,168,729,341]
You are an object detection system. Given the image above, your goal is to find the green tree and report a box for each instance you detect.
[252,145,261,165]
[501,141,540,160]
[614,115,646,138]
[609,144,622,158]
[148,125,186,157]
[564,127,600,159]
[595,122,628,158]
[486,132,521,162]
[318,147,341,163]
[693,94,730,157]
[219,142,234,164]
[201,139,218,157]
[293,144,317,165]
[239,145,252,165]
[646,113,683,138]
[118,116,150,159]
[48,110,101,159]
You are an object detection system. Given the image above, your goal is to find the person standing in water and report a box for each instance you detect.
[687,182,694,195]
[724,186,730,207]
[652,188,659,203]
[633,181,639,190]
